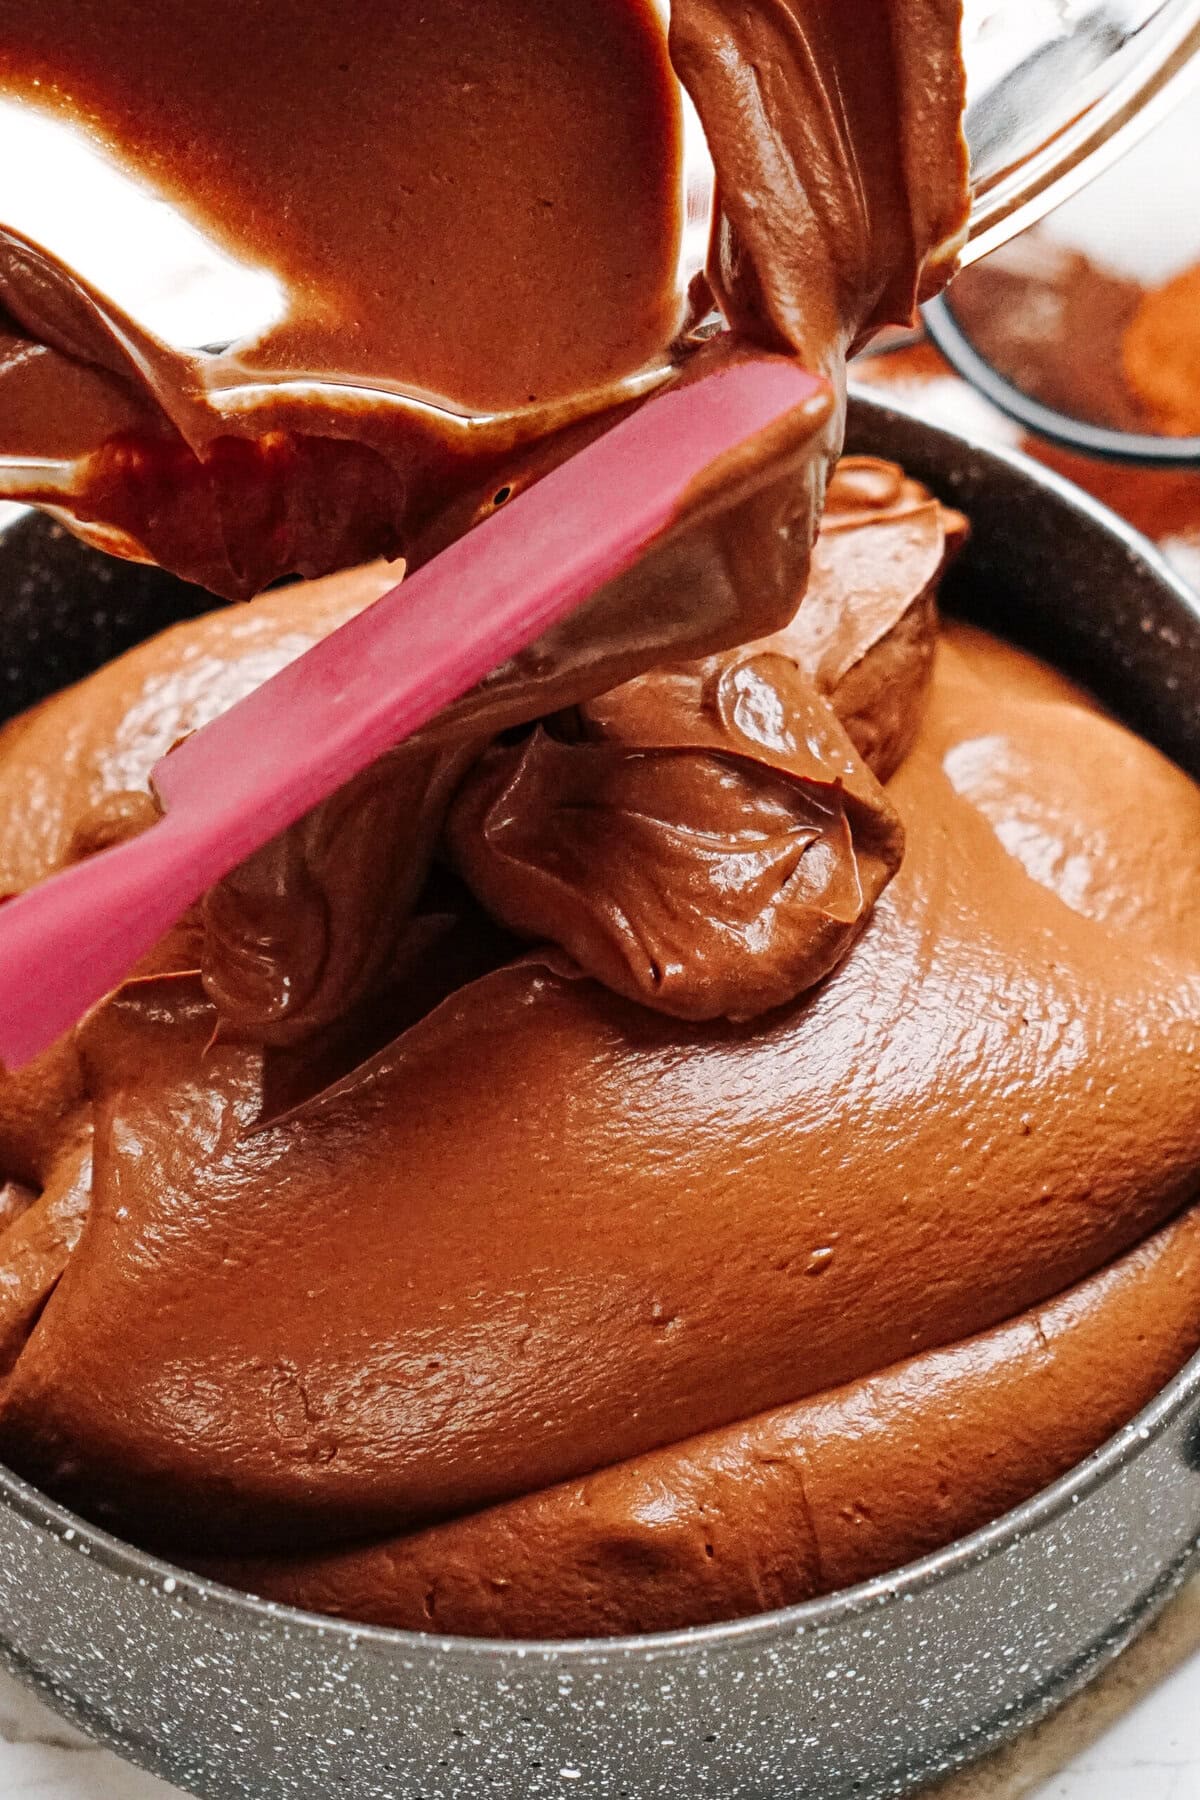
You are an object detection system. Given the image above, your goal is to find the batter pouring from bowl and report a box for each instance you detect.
[0,0,968,634]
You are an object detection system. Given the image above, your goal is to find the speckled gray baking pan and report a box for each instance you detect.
[1,389,1199,1800]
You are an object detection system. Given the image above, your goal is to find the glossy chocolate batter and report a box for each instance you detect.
[1,459,1198,1635]
[0,0,969,748]
[0,0,1194,1643]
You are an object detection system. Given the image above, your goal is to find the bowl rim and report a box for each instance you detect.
[2,384,1200,1666]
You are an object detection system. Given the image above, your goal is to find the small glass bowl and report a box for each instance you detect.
[924,90,1200,468]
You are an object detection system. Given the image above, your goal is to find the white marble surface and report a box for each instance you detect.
[1,1574,1200,1797]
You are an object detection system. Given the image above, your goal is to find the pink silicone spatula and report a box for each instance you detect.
[0,356,827,1069]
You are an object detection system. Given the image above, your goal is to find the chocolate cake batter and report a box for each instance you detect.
[0,0,969,711]
[0,0,1195,1644]
[0,459,1198,1635]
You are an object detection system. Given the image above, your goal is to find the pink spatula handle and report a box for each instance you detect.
[0,356,827,1069]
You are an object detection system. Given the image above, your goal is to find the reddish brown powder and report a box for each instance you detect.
[1123,263,1200,436]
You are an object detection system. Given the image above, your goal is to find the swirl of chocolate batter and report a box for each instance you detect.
[203,459,954,1040]
[447,652,902,1022]
[200,743,481,1048]
[211,1205,1200,1636]
[442,462,963,1021]
[757,455,969,776]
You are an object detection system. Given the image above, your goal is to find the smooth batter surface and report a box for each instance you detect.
[0,459,1197,1633]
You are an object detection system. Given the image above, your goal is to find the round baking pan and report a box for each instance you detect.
[0,390,1198,1800]
[923,291,1200,468]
